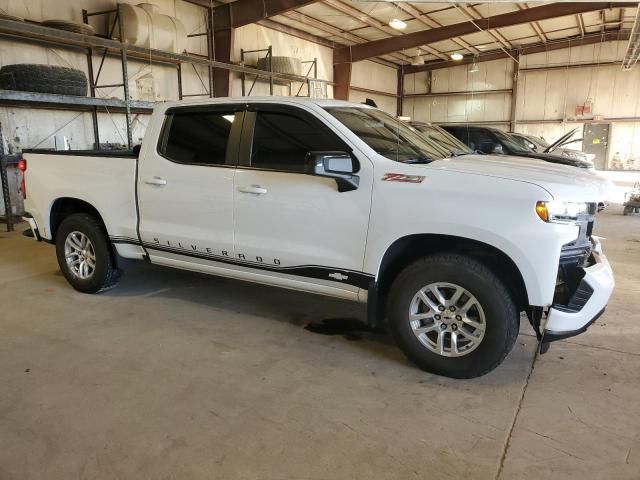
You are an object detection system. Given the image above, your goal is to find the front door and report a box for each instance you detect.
[137,105,243,269]
[232,104,373,297]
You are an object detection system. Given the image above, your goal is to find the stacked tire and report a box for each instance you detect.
[0,64,88,96]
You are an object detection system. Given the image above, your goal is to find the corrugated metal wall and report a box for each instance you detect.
[402,40,640,170]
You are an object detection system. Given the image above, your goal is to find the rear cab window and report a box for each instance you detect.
[158,107,244,167]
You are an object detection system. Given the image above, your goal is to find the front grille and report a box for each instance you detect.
[560,214,595,267]
[554,211,597,310]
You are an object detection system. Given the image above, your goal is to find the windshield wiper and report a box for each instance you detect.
[447,150,469,157]
[402,157,433,164]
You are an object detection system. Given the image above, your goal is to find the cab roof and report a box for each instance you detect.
[162,96,369,109]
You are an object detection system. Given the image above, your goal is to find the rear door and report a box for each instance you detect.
[137,104,243,268]
[231,103,373,297]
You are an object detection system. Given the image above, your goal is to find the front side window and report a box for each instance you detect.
[325,107,451,163]
[250,110,346,173]
[161,110,240,166]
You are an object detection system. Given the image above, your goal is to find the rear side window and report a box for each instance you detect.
[160,111,240,166]
[250,110,345,173]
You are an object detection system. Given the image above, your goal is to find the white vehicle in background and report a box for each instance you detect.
[20,97,614,378]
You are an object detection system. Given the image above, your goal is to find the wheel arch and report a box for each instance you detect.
[370,234,529,326]
[49,197,108,243]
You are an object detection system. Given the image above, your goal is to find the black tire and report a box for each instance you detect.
[55,214,122,294]
[0,64,88,96]
[387,253,519,379]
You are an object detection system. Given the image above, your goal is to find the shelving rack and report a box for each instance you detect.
[240,46,320,97]
[0,4,330,149]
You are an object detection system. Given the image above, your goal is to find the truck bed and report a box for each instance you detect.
[23,149,140,244]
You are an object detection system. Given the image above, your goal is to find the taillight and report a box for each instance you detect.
[18,158,26,199]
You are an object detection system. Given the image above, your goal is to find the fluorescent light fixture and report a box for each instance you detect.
[477,44,487,50]
[469,62,479,73]
[389,18,407,30]
[398,116,411,122]
[411,55,425,66]
[450,53,464,61]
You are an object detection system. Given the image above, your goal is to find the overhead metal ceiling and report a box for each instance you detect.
[187,1,638,67]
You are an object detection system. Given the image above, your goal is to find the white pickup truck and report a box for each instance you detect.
[21,97,614,378]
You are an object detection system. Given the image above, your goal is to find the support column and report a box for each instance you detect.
[510,53,520,131]
[396,67,404,116]
[333,62,351,101]
[212,4,233,97]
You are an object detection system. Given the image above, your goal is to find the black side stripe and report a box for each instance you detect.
[110,237,373,289]
[110,236,141,245]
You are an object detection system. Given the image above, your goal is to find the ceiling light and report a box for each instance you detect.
[469,62,479,73]
[450,53,464,61]
[477,45,487,50]
[411,55,425,66]
[389,18,407,30]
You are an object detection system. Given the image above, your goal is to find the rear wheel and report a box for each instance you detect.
[55,214,122,293]
[387,253,519,378]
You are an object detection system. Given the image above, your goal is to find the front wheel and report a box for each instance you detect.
[387,253,519,378]
[55,213,122,293]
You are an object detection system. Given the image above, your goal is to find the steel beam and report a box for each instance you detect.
[333,62,351,101]
[397,68,404,116]
[510,54,520,132]
[0,89,154,113]
[212,0,319,29]
[404,89,513,98]
[404,31,630,74]
[212,22,233,97]
[334,3,626,64]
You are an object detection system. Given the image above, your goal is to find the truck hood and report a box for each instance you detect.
[429,154,610,201]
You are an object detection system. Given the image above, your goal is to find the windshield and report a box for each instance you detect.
[412,123,471,155]
[511,134,547,150]
[492,129,531,154]
[324,107,452,163]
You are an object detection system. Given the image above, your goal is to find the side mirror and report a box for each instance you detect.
[305,151,360,192]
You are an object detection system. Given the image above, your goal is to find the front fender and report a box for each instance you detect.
[365,168,578,306]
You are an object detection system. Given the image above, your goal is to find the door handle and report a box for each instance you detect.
[145,177,167,186]
[238,185,267,195]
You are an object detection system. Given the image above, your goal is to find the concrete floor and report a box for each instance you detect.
[0,205,638,480]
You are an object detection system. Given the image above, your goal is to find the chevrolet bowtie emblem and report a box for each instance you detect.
[328,272,349,281]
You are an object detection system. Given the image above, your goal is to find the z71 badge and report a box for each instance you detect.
[382,173,425,183]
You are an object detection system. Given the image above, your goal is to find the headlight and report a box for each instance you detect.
[535,201,595,223]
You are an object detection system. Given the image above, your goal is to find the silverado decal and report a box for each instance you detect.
[151,237,281,265]
[382,173,425,183]
[109,236,374,289]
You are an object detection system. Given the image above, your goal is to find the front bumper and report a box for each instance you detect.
[543,237,614,344]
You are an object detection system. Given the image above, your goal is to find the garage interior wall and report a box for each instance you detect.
[402,40,640,172]
[0,0,334,152]
[349,60,397,114]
